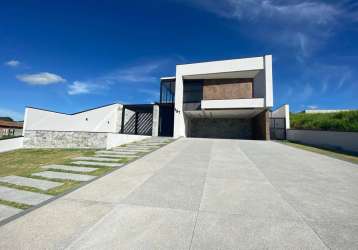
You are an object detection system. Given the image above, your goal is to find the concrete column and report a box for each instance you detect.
[152,105,159,136]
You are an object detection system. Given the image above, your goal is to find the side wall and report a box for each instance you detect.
[253,110,270,140]
[0,137,23,153]
[23,131,150,149]
[287,129,358,153]
[23,130,108,149]
[24,104,122,133]
[272,104,290,129]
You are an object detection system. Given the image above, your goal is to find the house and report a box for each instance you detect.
[23,55,281,148]
[0,118,23,137]
[167,55,273,139]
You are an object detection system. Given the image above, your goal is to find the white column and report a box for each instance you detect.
[152,104,159,136]
[173,73,185,138]
[264,55,273,107]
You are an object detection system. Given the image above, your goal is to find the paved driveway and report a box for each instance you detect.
[0,138,357,249]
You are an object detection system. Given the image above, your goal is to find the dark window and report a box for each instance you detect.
[160,80,175,103]
[183,80,203,103]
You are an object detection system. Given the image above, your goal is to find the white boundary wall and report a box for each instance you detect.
[23,104,122,133]
[0,137,23,153]
[287,129,358,153]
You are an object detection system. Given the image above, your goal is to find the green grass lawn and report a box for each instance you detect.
[0,148,132,209]
[281,141,358,165]
[0,148,95,177]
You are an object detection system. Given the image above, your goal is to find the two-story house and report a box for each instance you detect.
[159,55,273,139]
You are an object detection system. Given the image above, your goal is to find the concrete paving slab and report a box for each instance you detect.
[108,149,140,155]
[0,186,53,205]
[32,171,96,182]
[124,173,206,211]
[0,138,357,249]
[191,212,327,250]
[112,148,151,153]
[71,161,123,168]
[65,172,152,203]
[119,147,149,151]
[67,204,197,250]
[96,150,138,155]
[41,164,98,173]
[72,156,121,162]
[200,177,299,219]
[94,154,137,159]
[0,204,23,222]
[0,175,62,190]
[0,198,114,249]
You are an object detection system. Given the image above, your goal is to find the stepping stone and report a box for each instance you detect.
[72,161,123,168]
[0,204,23,222]
[110,150,139,155]
[0,176,62,191]
[119,146,155,150]
[112,149,149,153]
[72,157,121,162]
[33,171,95,182]
[0,186,53,206]
[96,150,138,155]
[95,154,137,159]
[41,165,98,173]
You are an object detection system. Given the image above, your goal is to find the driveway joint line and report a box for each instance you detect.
[237,144,330,249]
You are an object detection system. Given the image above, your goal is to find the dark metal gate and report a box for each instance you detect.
[121,104,153,136]
[270,118,286,140]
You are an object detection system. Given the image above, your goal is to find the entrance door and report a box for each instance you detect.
[159,104,174,137]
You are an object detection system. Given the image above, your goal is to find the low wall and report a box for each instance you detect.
[0,137,24,153]
[106,134,150,149]
[287,129,358,153]
[23,130,151,149]
[23,130,108,149]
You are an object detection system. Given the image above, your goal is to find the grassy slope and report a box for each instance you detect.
[0,149,97,208]
[0,149,95,177]
[290,110,358,132]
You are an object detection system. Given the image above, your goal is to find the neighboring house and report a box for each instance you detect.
[23,55,280,148]
[303,109,351,114]
[0,118,23,137]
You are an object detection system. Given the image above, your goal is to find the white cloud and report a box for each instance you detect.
[0,108,24,121]
[16,72,66,85]
[299,83,314,100]
[103,62,163,84]
[180,0,355,58]
[337,71,351,89]
[5,60,20,67]
[67,81,91,95]
[68,60,171,96]
[307,105,318,109]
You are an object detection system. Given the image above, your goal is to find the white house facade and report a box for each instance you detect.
[170,55,273,139]
[22,55,282,148]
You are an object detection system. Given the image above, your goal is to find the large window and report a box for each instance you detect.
[160,79,175,103]
[183,80,203,103]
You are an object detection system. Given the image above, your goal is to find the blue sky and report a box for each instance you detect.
[1,0,357,120]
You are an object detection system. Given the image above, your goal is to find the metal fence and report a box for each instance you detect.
[270,117,286,140]
[121,105,153,136]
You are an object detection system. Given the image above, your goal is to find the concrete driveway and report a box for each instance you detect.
[0,138,357,249]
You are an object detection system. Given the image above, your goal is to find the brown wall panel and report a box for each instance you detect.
[203,78,253,100]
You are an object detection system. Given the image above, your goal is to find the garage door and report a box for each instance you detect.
[188,118,253,139]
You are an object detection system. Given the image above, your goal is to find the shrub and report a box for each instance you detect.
[290,111,358,132]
